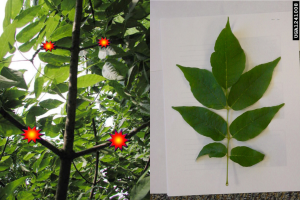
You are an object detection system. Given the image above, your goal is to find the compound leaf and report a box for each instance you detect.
[172,106,227,141]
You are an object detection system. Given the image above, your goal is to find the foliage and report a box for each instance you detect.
[173,18,283,186]
[0,0,150,199]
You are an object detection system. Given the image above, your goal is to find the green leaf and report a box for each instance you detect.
[39,157,52,171]
[230,146,264,167]
[0,138,7,146]
[172,106,227,141]
[196,142,227,160]
[0,55,13,72]
[1,68,27,89]
[16,20,45,43]
[23,152,35,161]
[45,15,60,40]
[0,23,16,59]
[26,106,48,125]
[3,0,12,29]
[130,176,150,200]
[228,57,281,110]
[0,75,19,89]
[39,52,70,65]
[230,104,284,141]
[109,80,130,99]
[11,0,23,19]
[0,157,12,171]
[210,18,246,89]
[102,59,128,81]
[17,191,35,200]
[44,64,69,83]
[177,65,226,109]
[14,5,41,28]
[0,177,28,199]
[32,151,46,173]
[40,99,63,109]
[34,77,44,99]
[50,24,73,41]
[36,170,52,181]
[19,37,38,52]
[3,89,27,100]
[61,0,76,11]
[101,155,116,163]
[77,74,106,88]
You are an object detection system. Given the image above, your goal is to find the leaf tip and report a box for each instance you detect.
[274,57,281,64]
[226,17,230,28]
[176,64,184,70]
[279,103,285,108]
[172,106,178,111]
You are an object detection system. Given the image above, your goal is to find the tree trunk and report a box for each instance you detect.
[55,0,83,199]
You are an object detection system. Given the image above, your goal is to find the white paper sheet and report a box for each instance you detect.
[160,12,300,196]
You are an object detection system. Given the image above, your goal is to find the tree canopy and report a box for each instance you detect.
[0,0,150,199]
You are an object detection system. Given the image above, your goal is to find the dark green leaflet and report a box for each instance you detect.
[228,57,281,110]
[196,142,227,160]
[177,65,226,110]
[230,104,284,141]
[210,17,246,89]
[230,146,265,167]
[172,106,227,141]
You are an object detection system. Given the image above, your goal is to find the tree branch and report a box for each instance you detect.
[0,137,9,162]
[29,47,42,63]
[56,0,83,199]
[72,161,93,184]
[79,44,98,51]
[89,118,100,199]
[88,0,95,25]
[142,156,150,174]
[0,107,63,157]
[0,180,5,187]
[72,121,150,159]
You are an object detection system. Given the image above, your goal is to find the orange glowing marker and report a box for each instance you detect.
[98,37,110,48]
[41,41,56,51]
[108,130,129,151]
[21,126,43,143]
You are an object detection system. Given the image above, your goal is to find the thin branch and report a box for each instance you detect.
[89,118,100,199]
[0,137,9,162]
[0,107,63,157]
[79,44,98,51]
[29,47,42,63]
[72,161,93,184]
[15,44,53,80]
[73,121,150,159]
[88,0,96,26]
[0,180,5,187]
[142,156,150,174]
